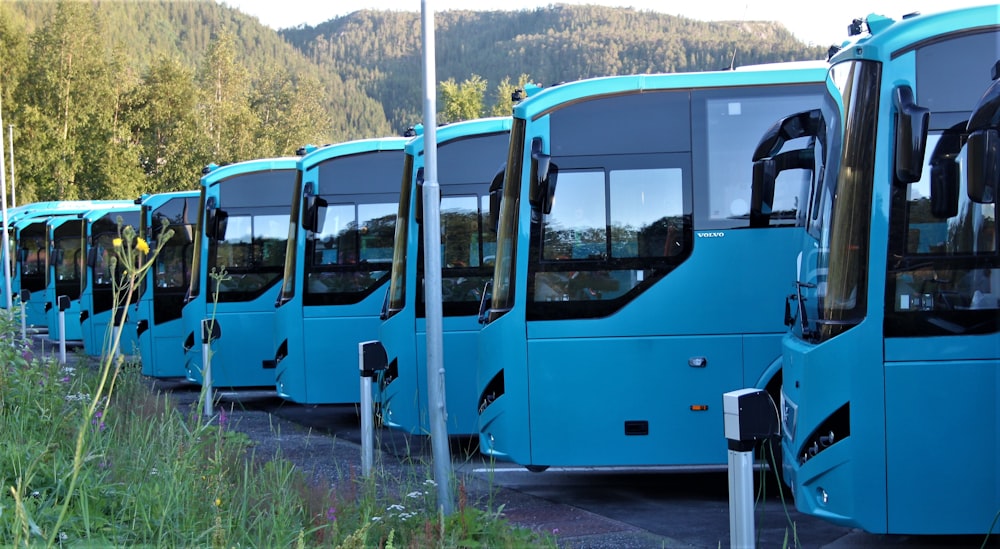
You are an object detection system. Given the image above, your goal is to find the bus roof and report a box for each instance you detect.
[298,136,409,171]
[830,5,999,63]
[404,117,512,155]
[513,61,829,119]
[137,190,200,209]
[201,156,300,187]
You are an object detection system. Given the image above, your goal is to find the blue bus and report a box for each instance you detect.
[476,62,830,469]
[182,157,299,388]
[3,201,130,315]
[768,6,1000,534]
[135,191,199,378]
[377,117,511,435]
[273,137,406,404]
[43,204,136,342]
[79,205,142,357]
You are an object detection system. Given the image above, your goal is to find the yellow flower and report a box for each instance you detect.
[215,498,222,507]
[136,238,150,254]
[112,238,123,248]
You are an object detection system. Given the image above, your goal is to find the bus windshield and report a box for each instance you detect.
[794,59,878,343]
[488,118,526,321]
[385,153,414,316]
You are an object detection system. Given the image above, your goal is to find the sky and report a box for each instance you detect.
[222,0,996,47]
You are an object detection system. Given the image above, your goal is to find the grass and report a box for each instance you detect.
[0,225,556,548]
[0,310,556,548]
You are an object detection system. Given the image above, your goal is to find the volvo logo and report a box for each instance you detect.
[696,231,725,238]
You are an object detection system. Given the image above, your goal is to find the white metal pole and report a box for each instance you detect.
[420,0,453,516]
[202,319,214,418]
[20,293,26,341]
[58,305,67,364]
[7,125,13,207]
[728,448,755,549]
[0,98,12,310]
[360,342,374,477]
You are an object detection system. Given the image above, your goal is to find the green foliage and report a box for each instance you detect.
[440,74,488,123]
[0,1,825,204]
[284,5,828,131]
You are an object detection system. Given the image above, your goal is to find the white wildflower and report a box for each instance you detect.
[406,491,423,499]
[386,504,405,512]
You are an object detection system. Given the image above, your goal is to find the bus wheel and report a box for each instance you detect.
[525,465,549,473]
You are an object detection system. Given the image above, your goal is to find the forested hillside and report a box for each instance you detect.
[0,0,826,202]
[281,5,828,130]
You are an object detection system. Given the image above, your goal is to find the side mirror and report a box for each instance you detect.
[750,158,776,228]
[488,169,504,233]
[893,85,929,184]
[414,167,425,224]
[528,138,554,215]
[205,198,228,241]
[752,109,823,162]
[927,123,964,218]
[750,147,814,228]
[302,183,328,233]
[966,129,999,203]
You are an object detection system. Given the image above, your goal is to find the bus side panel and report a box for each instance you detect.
[527,335,742,466]
[478,312,530,463]
[741,333,784,389]
[89,311,140,358]
[884,357,1000,534]
[139,300,189,378]
[45,291,84,341]
[783,323,888,532]
[273,299,305,400]
[300,306,384,404]
[379,310,420,432]
[413,315,483,436]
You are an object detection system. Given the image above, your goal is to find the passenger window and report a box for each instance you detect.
[541,170,606,261]
[610,168,684,258]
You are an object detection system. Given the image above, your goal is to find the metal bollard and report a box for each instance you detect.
[19,289,29,341]
[201,319,221,418]
[57,295,69,364]
[359,340,388,477]
[723,388,779,549]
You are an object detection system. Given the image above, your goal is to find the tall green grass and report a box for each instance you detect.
[0,222,555,548]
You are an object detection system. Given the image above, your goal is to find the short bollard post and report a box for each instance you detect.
[19,289,29,341]
[723,388,779,549]
[359,340,388,477]
[201,319,221,418]
[57,295,70,364]
[112,306,127,361]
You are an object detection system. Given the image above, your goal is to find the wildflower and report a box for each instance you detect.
[423,479,437,487]
[553,528,560,535]
[215,498,222,507]
[371,516,383,522]
[150,468,158,476]
[112,238,123,248]
[218,407,227,428]
[59,532,68,541]
[406,491,423,499]
[386,504,405,512]
[136,237,150,254]
[326,506,337,522]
